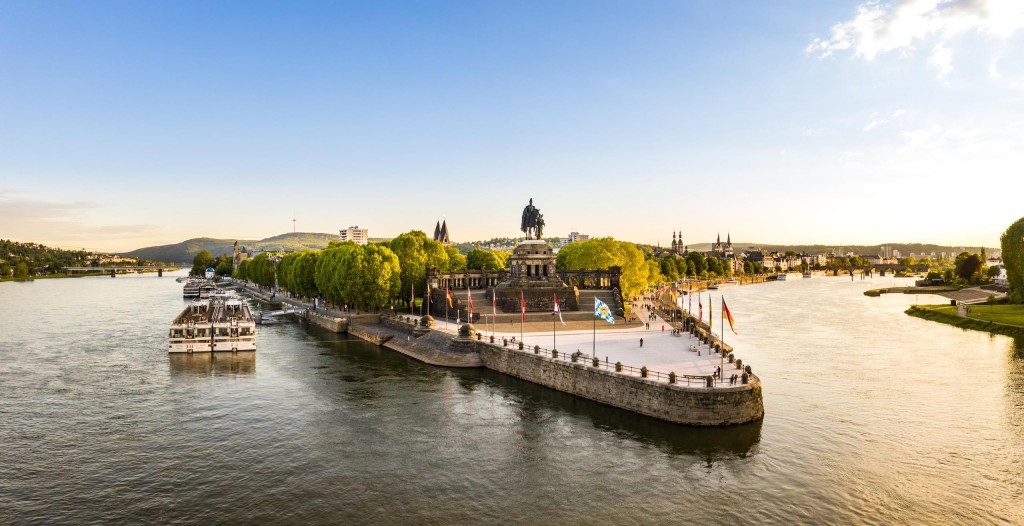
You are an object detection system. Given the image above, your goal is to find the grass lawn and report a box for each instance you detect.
[906,304,1024,338]
[965,304,1024,326]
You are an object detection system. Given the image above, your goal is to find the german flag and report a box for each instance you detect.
[722,297,738,335]
[446,288,453,308]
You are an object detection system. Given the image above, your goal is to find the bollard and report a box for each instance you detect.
[640,366,648,378]
[592,357,600,367]
[490,335,495,343]
[615,361,623,373]
[742,372,749,384]
[503,338,508,347]
[744,365,752,375]
[735,358,743,370]
[571,352,577,363]
[705,375,714,388]
[728,353,735,363]
[476,332,481,340]
[518,341,524,350]
[668,371,676,384]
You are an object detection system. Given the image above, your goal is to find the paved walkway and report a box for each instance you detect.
[476,294,738,383]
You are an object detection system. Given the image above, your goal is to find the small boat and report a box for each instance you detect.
[712,278,737,290]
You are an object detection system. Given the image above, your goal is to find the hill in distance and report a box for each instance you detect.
[122,232,339,263]
[684,242,997,257]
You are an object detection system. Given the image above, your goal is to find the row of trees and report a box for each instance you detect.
[232,231,494,310]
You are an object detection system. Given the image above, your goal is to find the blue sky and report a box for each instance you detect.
[1,0,1022,251]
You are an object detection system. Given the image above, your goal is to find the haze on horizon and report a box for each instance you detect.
[1,1,1021,253]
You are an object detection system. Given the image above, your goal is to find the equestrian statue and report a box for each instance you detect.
[520,198,545,240]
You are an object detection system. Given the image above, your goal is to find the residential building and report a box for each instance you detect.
[339,226,369,245]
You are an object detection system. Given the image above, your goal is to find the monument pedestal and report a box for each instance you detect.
[492,240,578,312]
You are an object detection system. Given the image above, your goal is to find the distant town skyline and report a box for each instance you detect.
[2,1,1022,252]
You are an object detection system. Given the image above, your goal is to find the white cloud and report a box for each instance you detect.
[989,58,1001,78]
[928,44,953,75]
[863,109,907,131]
[807,0,1024,64]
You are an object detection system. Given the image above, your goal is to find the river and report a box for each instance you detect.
[1,273,1021,524]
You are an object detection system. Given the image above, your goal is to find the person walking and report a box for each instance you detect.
[639,338,644,348]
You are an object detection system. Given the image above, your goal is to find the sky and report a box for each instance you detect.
[1,0,1022,252]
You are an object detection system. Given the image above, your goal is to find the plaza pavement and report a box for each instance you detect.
[437,298,736,382]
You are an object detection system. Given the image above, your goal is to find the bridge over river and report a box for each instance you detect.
[64,266,189,277]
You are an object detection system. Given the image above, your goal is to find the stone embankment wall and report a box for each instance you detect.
[383,332,484,368]
[477,343,763,426]
[303,310,349,333]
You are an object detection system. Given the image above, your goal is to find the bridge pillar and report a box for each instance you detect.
[110,269,116,278]
[66,269,72,276]
[158,268,163,277]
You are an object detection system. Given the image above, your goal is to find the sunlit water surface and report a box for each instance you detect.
[1,273,1021,524]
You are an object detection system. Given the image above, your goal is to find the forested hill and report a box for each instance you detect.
[0,239,90,275]
[122,232,338,263]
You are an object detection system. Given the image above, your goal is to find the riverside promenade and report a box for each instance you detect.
[433,294,750,387]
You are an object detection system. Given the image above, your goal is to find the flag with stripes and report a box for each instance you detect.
[553,294,565,325]
[520,291,526,322]
[723,297,738,335]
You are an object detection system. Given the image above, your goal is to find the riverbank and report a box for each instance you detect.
[905,304,1024,338]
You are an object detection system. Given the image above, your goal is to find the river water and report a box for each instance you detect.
[1,273,1021,524]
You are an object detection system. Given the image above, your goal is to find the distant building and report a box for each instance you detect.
[339,226,369,245]
[712,232,734,257]
[994,267,1008,287]
[668,230,689,256]
[432,220,450,246]
[560,231,590,246]
[232,241,250,271]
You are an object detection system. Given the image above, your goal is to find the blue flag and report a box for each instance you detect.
[594,297,615,325]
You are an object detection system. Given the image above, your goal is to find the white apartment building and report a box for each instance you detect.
[339,226,369,245]
[560,232,590,245]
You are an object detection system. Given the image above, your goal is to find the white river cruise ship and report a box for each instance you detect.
[169,298,256,353]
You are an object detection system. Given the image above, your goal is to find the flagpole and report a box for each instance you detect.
[553,308,556,351]
[720,295,725,385]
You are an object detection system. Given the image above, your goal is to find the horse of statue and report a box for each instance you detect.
[521,198,544,239]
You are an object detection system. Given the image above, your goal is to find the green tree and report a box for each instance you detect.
[556,238,650,299]
[466,248,507,271]
[686,252,707,277]
[659,254,680,282]
[316,243,358,306]
[1001,217,1024,303]
[13,262,30,279]
[388,231,449,306]
[445,246,467,272]
[247,253,276,289]
[234,259,250,281]
[191,250,215,276]
[0,263,11,277]
[954,252,983,284]
[987,265,1002,278]
[293,251,320,299]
